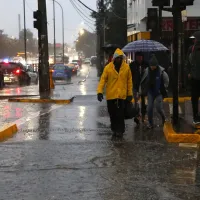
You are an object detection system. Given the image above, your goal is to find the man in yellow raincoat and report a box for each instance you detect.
[97,48,133,137]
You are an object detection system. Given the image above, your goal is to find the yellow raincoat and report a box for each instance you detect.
[97,48,133,100]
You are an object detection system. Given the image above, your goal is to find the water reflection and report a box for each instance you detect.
[78,106,86,140]
[16,87,21,94]
[80,84,86,95]
[38,104,51,140]
[3,105,22,119]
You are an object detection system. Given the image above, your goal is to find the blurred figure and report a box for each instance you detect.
[186,31,200,125]
[97,48,133,137]
[129,52,148,125]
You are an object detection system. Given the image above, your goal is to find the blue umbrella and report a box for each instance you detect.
[122,40,169,53]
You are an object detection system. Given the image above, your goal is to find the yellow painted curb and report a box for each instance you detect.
[8,98,71,104]
[131,97,192,103]
[163,122,200,143]
[164,97,191,103]
[0,123,18,142]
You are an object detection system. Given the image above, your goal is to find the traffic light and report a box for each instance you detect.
[33,10,42,30]
[147,8,158,31]
[180,0,194,6]
[152,0,170,7]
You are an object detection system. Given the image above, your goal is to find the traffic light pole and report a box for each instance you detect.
[37,0,50,98]
[158,6,163,41]
[172,0,181,125]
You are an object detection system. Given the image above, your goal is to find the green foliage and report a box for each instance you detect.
[0,29,38,58]
[91,0,127,48]
[75,29,96,57]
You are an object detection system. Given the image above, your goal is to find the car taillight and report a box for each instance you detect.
[15,69,20,74]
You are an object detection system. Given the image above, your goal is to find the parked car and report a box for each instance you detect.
[52,64,72,83]
[0,62,38,85]
[84,58,91,64]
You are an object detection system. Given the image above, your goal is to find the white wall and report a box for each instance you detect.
[128,0,200,24]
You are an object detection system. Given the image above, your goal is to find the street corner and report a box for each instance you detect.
[0,123,18,142]
[163,121,200,143]
[8,97,75,104]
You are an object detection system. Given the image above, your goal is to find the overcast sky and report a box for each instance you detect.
[1,0,96,45]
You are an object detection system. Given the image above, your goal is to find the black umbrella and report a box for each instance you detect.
[193,31,200,41]
[102,44,121,55]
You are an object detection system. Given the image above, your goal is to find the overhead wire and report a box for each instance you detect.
[69,0,95,31]
[70,0,95,23]
[25,0,34,12]
[74,0,94,20]
[76,0,97,13]
[111,11,127,20]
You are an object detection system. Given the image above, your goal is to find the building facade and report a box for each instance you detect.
[127,0,200,42]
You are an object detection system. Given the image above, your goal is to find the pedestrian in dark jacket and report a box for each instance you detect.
[187,31,200,125]
[140,55,169,129]
[129,52,148,125]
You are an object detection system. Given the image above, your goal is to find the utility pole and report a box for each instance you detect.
[18,14,21,39]
[53,0,56,64]
[34,0,50,97]
[54,0,65,63]
[23,0,27,64]
[99,0,105,77]
[158,6,163,41]
[172,0,181,125]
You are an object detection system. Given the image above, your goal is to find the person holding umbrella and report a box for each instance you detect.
[129,52,149,125]
[97,48,133,137]
[140,54,169,129]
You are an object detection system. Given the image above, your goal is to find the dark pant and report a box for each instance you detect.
[191,79,200,119]
[107,99,125,134]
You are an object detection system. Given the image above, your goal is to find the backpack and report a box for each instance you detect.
[160,70,168,98]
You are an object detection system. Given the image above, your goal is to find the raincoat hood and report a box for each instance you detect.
[112,48,126,61]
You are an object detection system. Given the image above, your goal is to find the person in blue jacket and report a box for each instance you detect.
[140,54,169,129]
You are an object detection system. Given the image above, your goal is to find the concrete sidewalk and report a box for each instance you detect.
[1,65,200,200]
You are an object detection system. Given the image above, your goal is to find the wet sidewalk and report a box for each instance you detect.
[171,101,200,134]
[1,66,200,199]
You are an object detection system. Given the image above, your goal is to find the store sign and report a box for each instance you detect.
[162,18,200,31]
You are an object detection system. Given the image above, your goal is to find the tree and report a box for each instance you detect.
[75,29,96,57]
[105,0,127,48]
[92,0,127,48]
[19,29,34,41]
[19,29,37,54]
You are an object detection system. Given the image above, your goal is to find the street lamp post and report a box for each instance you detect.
[23,0,27,64]
[54,0,65,63]
[53,0,56,64]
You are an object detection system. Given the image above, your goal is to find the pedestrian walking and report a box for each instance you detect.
[187,31,200,125]
[97,48,133,137]
[129,52,148,125]
[140,54,169,129]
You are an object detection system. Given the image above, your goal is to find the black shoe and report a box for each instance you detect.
[193,119,200,126]
[134,117,140,126]
[146,124,154,129]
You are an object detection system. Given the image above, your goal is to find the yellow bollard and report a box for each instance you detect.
[49,70,55,89]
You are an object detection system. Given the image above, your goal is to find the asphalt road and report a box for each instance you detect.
[0,65,200,200]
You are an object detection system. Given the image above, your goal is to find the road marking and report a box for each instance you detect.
[13,104,63,127]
